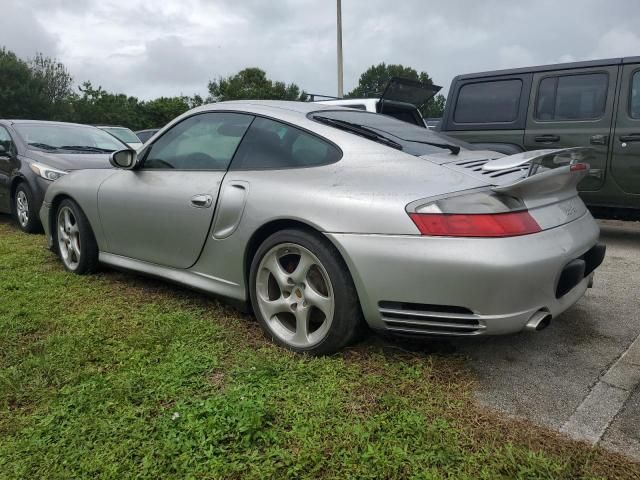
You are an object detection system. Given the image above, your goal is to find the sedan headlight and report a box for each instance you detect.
[30,162,68,181]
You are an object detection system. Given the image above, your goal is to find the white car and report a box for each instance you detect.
[97,126,143,150]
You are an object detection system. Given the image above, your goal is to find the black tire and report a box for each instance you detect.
[13,183,42,233]
[54,199,99,274]
[249,228,364,355]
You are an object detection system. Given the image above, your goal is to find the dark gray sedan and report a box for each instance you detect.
[0,120,125,232]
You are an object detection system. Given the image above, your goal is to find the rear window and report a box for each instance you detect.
[535,73,608,121]
[231,117,341,170]
[454,79,523,123]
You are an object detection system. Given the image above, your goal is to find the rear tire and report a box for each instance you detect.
[13,183,41,233]
[54,199,99,274]
[249,228,364,355]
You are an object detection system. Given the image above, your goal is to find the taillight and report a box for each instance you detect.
[409,211,541,237]
[407,189,541,237]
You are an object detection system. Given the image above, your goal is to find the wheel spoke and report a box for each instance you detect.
[262,253,291,292]
[261,297,290,319]
[292,307,310,343]
[64,210,72,232]
[305,287,332,318]
[70,238,81,258]
[289,251,313,284]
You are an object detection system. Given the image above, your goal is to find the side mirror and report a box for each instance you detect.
[109,149,137,169]
[0,144,8,156]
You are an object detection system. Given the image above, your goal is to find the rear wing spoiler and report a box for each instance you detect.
[483,147,595,198]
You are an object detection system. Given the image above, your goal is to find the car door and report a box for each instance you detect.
[0,126,17,212]
[97,112,254,269]
[610,64,640,195]
[524,66,618,191]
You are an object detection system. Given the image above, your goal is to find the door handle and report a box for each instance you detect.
[534,135,560,143]
[619,134,640,143]
[589,134,608,146]
[190,194,213,208]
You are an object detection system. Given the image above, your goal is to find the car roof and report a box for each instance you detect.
[0,119,98,127]
[189,100,357,119]
[453,56,640,81]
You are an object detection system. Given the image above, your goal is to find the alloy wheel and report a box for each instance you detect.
[255,243,335,349]
[16,190,29,227]
[57,206,81,270]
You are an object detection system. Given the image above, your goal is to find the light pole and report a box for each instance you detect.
[337,0,344,98]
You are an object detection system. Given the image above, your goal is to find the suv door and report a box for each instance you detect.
[97,112,254,269]
[0,126,17,212]
[524,66,618,191]
[611,64,640,195]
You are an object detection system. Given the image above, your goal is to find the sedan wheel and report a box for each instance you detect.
[250,229,364,355]
[54,199,99,274]
[13,183,41,233]
[256,243,335,349]
[16,190,29,227]
[57,206,82,270]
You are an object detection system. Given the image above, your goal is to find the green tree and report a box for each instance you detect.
[0,48,48,118]
[423,94,446,118]
[208,68,306,102]
[348,62,445,117]
[29,52,74,119]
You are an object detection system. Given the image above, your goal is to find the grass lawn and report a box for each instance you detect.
[0,215,638,479]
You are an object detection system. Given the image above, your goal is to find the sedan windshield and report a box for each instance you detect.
[14,124,126,153]
[100,127,141,144]
[310,109,472,156]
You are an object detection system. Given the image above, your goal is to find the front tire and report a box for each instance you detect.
[13,183,41,233]
[249,229,364,355]
[54,199,99,274]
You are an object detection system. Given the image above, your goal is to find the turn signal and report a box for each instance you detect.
[409,211,541,237]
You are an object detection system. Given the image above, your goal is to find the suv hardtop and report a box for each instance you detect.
[439,56,640,212]
[316,77,441,128]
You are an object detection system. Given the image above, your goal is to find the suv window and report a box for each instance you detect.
[231,117,341,170]
[535,73,608,121]
[454,79,523,123]
[143,113,253,170]
[630,71,640,119]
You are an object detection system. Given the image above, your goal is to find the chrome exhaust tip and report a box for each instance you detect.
[525,311,552,331]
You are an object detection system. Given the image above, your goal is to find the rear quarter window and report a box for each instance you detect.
[230,117,341,170]
[454,79,523,123]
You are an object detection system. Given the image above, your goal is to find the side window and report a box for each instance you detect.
[231,117,341,170]
[535,73,608,121]
[454,79,523,123]
[143,113,253,170]
[0,127,13,155]
[630,71,640,119]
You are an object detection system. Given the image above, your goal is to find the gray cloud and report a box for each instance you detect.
[3,0,640,100]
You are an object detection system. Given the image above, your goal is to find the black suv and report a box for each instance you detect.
[439,57,640,212]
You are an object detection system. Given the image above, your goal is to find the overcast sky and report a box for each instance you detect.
[3,0,640,100]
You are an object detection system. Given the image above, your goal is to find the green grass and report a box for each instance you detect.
[0,217,638,479]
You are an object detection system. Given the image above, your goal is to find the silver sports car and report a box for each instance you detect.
[40,101,605,354]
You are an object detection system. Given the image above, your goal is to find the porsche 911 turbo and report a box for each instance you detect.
[40,101,605,354]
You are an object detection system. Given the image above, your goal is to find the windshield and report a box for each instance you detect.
[100,127,141,144]
[14,124,126,153]
[310,110,471,155]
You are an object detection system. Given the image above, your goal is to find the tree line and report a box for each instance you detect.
[0,47,445,131]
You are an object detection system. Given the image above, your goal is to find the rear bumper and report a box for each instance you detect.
[327,211,602,336]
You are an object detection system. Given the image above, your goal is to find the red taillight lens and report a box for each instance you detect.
[570,162,588,172]
[409,211,541,237]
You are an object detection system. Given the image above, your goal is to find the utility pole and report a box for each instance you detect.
[337,0,344,98]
